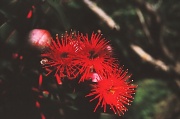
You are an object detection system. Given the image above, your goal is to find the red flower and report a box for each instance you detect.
[86,67,137,115]
[75,33,118,82]
[41,32,80,79]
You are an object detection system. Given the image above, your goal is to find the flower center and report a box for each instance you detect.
[60,52,68,58]
[107,86,116,94]
[89,50,98,59]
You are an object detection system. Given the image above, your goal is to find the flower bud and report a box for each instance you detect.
[28,29,51,50]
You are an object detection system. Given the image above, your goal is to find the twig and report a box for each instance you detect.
[130,0,161,22]
[136,8,153,44]
[83,0,120,30]
[131,0,175,63]
[130,44,169,71]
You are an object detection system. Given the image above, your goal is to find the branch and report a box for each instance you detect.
[159,29,175,61]
[83,0,120,30]
[130,44,169,71]
[136,8,153,44]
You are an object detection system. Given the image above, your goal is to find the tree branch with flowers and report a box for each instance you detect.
[40,31,137,116]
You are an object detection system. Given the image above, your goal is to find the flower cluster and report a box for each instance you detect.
[40,31,137,116]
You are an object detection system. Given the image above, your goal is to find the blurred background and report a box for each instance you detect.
[0,0,180,119]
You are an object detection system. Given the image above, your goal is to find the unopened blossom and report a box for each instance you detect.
[29,29,51,49]
[86,67,137,115]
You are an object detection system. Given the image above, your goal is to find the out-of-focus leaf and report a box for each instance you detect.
[0,0,34,20]
[66,93,78,100]
[0,22,19,46]
[67,1,81,9]
[131,78,172,119]
[66,105,79,111]
[0,0,21,19]
[100,113,118,119]
[46,0,70,30]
